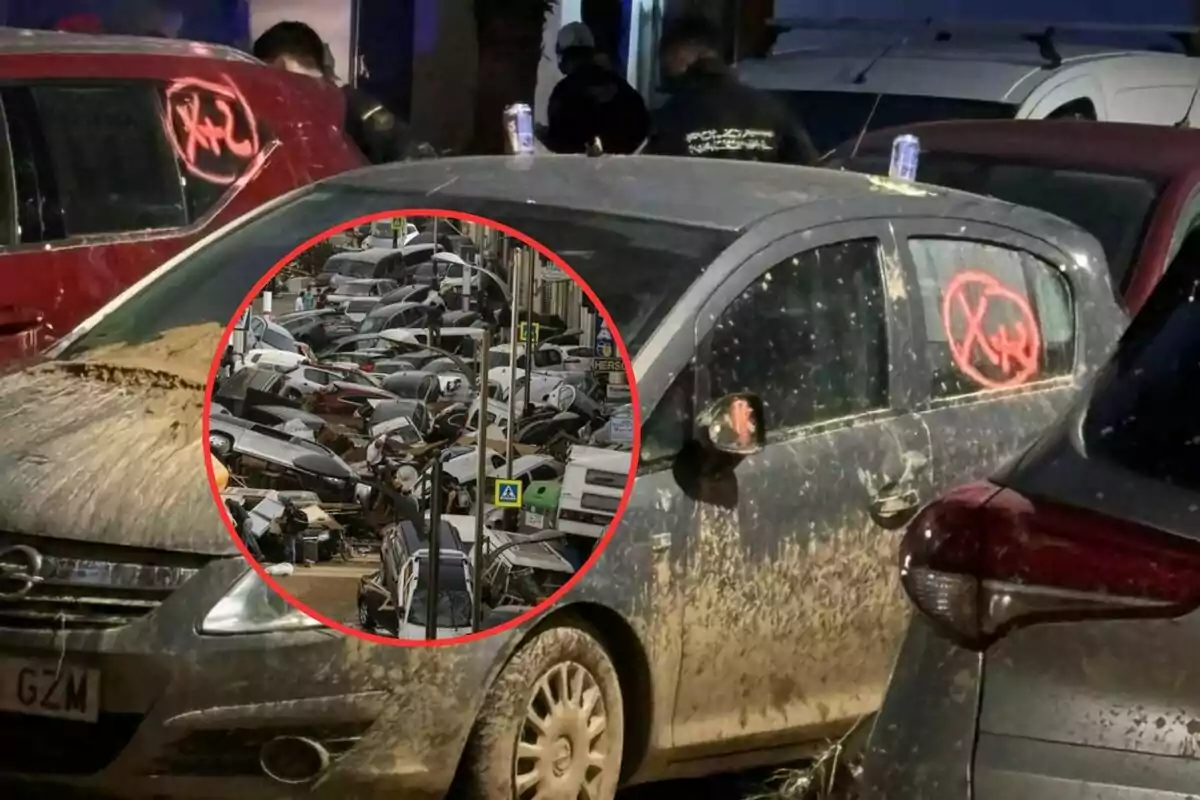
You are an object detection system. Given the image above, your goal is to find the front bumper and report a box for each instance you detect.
[0,557,510,799]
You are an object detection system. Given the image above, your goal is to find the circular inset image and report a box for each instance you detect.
[203,211,638,645]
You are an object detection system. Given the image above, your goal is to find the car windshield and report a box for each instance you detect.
[837,151,1161,292]
[405,559,472,628]
[57,186,734,362]
[774,90,1017,154]
[324,256,374,278]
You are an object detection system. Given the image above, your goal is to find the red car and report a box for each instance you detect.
[829,119,1200,314]
[0,30,365,365]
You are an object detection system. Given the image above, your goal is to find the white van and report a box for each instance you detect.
[557,445,631,539]
[738,20,1200,154]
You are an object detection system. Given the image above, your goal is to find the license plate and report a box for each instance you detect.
[0,657,100,722]
[525,512,545,529]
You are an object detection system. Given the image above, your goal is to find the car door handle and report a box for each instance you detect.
[0,306,44,335]
[868,488,921,530]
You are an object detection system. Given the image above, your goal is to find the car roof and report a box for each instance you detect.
[846,119,1200,180]
[0,28,259,62]
[336,247,403,264]
[327,155,976,231]
[367,301,423,316]
[744,28,1194,105]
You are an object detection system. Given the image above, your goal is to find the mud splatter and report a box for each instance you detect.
[669,510,907,747]
[0,324,226,552]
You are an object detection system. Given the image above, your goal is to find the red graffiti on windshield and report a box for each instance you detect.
[942,270,1041,390]
[163,76,260,185]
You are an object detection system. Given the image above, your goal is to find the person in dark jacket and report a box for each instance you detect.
[253,21,433,164]
[645,14,818,165]
[542,22,650,154]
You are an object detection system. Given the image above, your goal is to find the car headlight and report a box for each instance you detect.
[200,568,324,634]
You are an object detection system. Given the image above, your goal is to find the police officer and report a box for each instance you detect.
[645,14,818,165]
[252,21,434,165]
[542,22,650,155]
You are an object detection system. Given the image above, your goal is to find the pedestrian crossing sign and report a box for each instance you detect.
[391,217,405,231]
[495,479,523,508]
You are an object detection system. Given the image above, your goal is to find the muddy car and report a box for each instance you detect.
[858,242,1200,800]
[0,157,1123,798]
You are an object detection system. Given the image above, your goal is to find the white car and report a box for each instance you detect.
[738,19,1200,154]
[326,278,398,311]
[363,219,419,249]
[238,348,308,373]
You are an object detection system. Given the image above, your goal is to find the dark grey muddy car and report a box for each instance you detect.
[860,227,1200,800]
[0,157,1123,798]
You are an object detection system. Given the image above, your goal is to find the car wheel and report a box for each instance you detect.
[459,623,624,800]
[357,595,374,632]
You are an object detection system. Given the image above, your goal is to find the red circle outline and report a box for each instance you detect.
[202,209,643,647]
[940,269,1042,391]
[163,74,261,187]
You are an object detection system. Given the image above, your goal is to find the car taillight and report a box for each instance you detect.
[901,480,1200,649]
[362,363,374,372]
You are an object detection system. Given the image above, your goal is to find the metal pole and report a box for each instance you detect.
[504,241,520,476]
[472,329,490,632]
[522,250,536,417]
[426,456,443,641]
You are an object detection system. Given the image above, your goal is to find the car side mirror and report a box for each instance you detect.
[696,393,765,456]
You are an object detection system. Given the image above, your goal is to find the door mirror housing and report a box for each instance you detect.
[696,393,766,456]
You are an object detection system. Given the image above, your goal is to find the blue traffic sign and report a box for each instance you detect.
[494,479,523,508]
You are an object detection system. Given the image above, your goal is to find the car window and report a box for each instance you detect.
[260,327,296,352]
[489,454,505,470]
[304,369,331,385]
[1081,259,1200,494]
[640,365,694,465]
[708,239,889,433]
[908,238,1074,400]
[29,83,186,236]
[529,465,560,482]
[534,350,561,367]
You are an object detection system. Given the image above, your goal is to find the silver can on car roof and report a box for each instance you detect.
[503,103,535,156]
[889,134,920,182]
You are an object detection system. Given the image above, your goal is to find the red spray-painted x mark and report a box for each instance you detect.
[942,270,1042,390]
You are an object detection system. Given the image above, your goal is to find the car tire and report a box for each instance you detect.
[283,387,304,402]
[458,623,624,800]
[357,596,374,633]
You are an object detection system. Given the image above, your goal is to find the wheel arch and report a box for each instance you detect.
[463,601,656,784]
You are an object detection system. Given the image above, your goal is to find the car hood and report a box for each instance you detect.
[0,323,239,556]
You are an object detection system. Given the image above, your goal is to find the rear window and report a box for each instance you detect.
[908,238,1074,399]
[774,91,1016,154]
[839,152,1160,293]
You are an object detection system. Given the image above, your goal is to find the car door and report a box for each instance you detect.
[892,221,1082,495]
[669,225,936,753]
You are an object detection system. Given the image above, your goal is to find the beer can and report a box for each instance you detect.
[503,103,535,155]
[889,134,920,182]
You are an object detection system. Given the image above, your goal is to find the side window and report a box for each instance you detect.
[640,365,695,465]
[529,465,560,482]
[489,454,506,470]
[304,369,332,385]
[29,83,186,236]
[908,238,1074,399]
[708,239,889,431]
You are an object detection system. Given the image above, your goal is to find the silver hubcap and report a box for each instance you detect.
[514,661,609,799]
